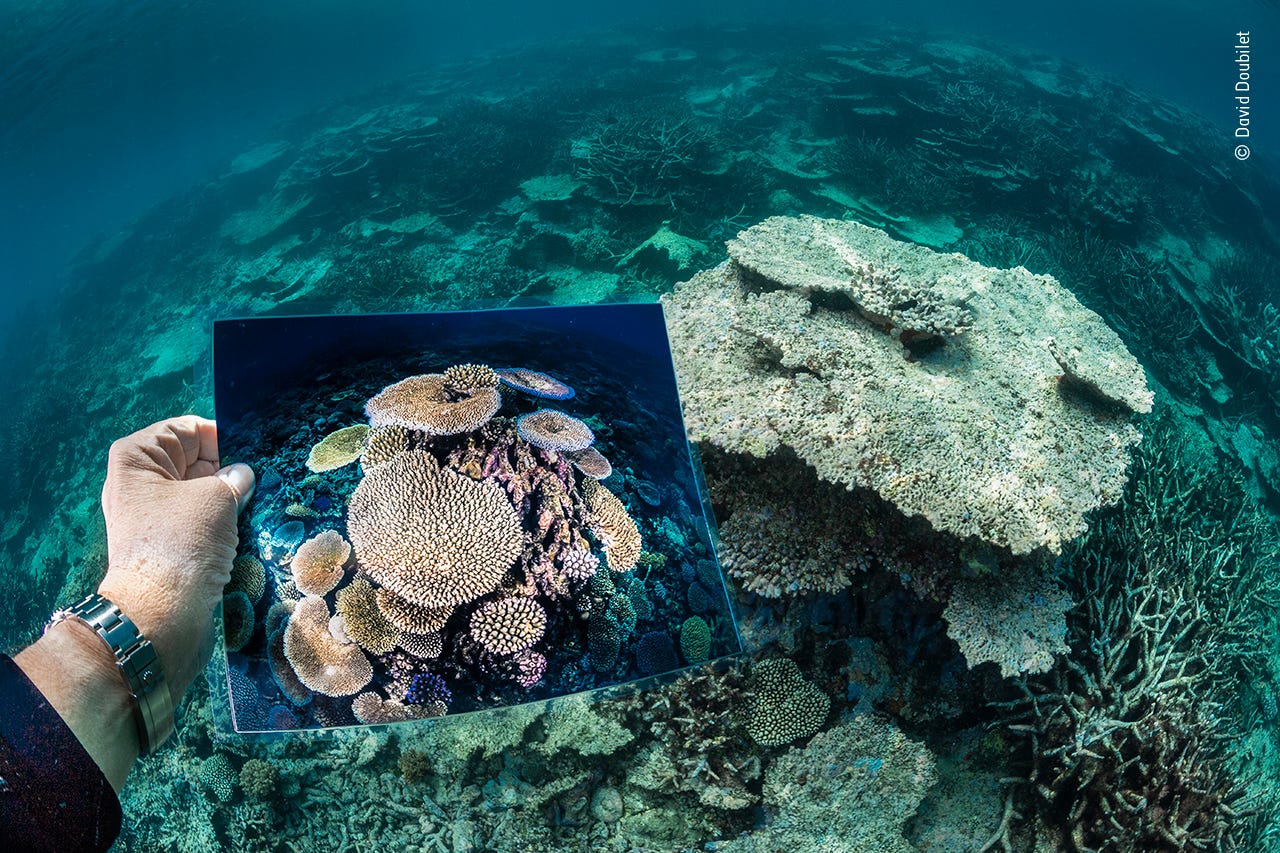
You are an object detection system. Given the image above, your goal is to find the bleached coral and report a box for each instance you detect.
[942,559,1072,678]
[663,215,1152,554]
[719,714,937,853]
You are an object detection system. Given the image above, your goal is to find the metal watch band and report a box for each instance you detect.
[46,593,175,756]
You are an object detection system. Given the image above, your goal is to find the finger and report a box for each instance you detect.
[186,459,219,480]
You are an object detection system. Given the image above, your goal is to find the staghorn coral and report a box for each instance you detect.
[581,478,641,572]
[494,367,575,400]
[335,576,401,655]
[375,586,452,635]
[516,408,595,453]
[469,596,548,655]
[718,714,937,852]
[222,590,255,653]
[227,553,266,603]
[291,529,350,597]
[995,412,1278,851]
[566,446,612,479]
[663,215,1152,555]
[282,595,373,697]
[347,451,522,609]
[942,557,1071,678]
[745,658,830,748]
[366,373,501,435]
[306,424,370,472]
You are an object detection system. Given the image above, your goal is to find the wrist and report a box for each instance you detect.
[14,619,140,792]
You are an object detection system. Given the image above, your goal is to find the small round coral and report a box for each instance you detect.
[366,373,501,435]
[291,530,350,597]
[516,409,595,453]
[679,615,711,663]
[222,591,255,653]
[227,553,266,603]
[470,597,548,655]
[745,658,830,747]
[443,363,500,393]
[238,758,279,799]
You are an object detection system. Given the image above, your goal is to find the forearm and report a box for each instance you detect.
[13,620,142,793]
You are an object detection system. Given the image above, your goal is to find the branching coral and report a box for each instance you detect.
[995,412,1280,850]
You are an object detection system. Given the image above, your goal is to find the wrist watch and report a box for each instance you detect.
[46,593,175,756]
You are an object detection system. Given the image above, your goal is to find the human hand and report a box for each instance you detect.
[96,416,255,706]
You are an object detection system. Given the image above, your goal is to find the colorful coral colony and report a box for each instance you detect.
[222,362,709,728]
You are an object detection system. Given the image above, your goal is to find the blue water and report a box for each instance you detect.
[1,0,1275,322]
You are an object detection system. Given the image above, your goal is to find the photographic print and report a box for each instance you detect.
[212,304,738,733]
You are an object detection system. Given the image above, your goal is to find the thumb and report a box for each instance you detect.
[214,463,257,515]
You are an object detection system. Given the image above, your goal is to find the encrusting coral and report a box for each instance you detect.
[306,424,370,472]
[346,451,523,609]
[662,214,1153,555]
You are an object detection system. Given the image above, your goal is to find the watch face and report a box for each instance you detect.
[212,305,739,735]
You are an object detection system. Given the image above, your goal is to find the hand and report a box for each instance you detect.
[97,415,255,704]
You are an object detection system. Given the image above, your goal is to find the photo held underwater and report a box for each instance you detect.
[211,304,739,734]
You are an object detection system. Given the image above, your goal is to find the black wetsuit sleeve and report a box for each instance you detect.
[0,653,122,852]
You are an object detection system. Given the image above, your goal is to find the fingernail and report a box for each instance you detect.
[216,463,257,514]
